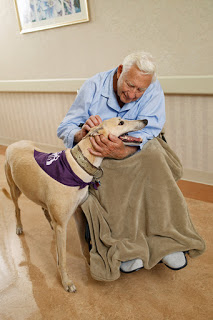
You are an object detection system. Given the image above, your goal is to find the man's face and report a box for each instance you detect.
[116,64,153,104]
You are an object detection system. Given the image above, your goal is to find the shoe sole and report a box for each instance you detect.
[120,266,144,274]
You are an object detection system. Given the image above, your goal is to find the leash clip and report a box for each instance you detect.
[94,167,103,180]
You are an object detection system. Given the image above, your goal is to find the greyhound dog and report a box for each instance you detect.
[3,117,147,292]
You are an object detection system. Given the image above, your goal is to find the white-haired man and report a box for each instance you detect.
[57,52,205,275]
[58,52,164,159]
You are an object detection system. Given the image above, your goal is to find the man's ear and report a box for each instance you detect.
[117,65,123,79]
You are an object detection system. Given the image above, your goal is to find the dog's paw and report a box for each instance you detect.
[68,284,77,293]
[63,281,77,293]
[16,226,23,235]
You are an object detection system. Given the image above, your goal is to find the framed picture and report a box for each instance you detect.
[14,0,89,34]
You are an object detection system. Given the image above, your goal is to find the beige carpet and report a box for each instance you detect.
[0,154,212,320]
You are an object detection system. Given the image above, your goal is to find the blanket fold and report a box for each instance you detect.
[81,138,205,281]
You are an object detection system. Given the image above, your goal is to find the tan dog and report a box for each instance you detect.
[3,117,147,293]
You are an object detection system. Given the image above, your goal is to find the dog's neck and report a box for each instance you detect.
[78,136,103,168]
[66,136,103,182]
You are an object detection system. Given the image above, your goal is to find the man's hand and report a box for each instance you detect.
[88,133,138,159]
[81,115,102,137]
[74,115,102,143]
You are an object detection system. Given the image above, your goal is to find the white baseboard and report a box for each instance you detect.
[0,137,63,153]
[182,168,213,186]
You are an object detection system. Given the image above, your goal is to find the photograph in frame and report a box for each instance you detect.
[14,0,89,34]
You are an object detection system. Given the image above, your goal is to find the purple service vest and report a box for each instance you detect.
[34,150,97,189]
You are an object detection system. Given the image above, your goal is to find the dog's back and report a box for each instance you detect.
[5,140,87,215]
[5,141,46,206]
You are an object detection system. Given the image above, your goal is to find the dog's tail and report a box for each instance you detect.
[2,188,12,200]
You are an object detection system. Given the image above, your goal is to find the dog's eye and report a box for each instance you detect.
[118,120,124,125]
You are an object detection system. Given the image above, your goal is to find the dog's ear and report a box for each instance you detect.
[84,125,107,138]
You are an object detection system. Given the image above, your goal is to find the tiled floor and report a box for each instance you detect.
[0,145,6,155]
[177,180,213,203]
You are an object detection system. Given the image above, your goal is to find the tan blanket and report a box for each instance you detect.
[81,138,206,281]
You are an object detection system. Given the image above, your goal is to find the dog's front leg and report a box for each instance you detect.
[55,223,77,293]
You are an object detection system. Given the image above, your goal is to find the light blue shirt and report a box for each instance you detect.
[57,68,166,149]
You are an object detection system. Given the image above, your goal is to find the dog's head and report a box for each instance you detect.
[84,117,148,145]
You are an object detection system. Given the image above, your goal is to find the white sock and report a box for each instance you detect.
[120,258,143,272]
[162,252,187,269]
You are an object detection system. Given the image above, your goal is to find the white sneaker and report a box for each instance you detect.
[120,258,144,273]
[162,252,187,270]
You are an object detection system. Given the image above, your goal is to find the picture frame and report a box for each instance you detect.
[14,0,89,34]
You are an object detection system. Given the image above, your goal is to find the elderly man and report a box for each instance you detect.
[57,52,205,278]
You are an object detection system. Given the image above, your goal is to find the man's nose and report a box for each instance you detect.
[128,90,136,99]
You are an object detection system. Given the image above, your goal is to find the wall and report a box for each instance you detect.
[0,91,212,184]
[165,94,212,184]
[1,0,212,79]
[0,0,212,184]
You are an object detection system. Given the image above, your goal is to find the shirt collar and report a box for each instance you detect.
[101,67,117,98]
[100,68,132,112]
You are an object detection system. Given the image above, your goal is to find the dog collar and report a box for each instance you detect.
[70,145,103,180]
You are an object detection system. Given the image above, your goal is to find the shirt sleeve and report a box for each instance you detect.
[127,80,166,149]
[57,79,97,148]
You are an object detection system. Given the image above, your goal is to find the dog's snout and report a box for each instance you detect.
[143,119,148,126]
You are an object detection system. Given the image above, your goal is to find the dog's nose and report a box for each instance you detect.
[142,119,148,126]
